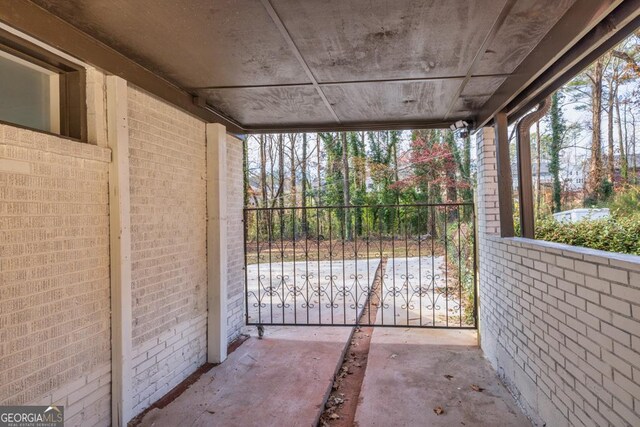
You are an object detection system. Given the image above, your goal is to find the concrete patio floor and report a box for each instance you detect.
[355,328,531,426]
[136,327,529,427]
[136,326,352,427]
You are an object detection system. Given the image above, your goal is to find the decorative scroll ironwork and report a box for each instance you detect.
[244,203,476,328]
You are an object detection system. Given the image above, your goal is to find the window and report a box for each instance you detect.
[0,30,86,140]
[0,50,60,133]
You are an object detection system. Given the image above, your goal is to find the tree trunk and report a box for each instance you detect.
[260,134,267,208]
[269,135,275,206]
[317,133,322,206]
[392,132,400,205]
[549,93,562,213]
[341,132,352,240]
[278,134,285,236]
[615,94,627,182]
[243,136,249,208]
[289,134,297,239]
[536,120,541,215]
[606,78,615,184]
[462,134,472,220]
[445,131,458,212]
[260,135,272,236]
[277,134,284,208]
[289,134,297,207]
[587,59,604,199]
[633,116,638,183]
[301,133,308,235]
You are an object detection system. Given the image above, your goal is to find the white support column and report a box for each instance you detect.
[206,123,228,364]
[106,75,133,426]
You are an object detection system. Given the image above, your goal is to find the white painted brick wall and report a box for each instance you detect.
[0,123,112,427]
[226,135,245,342]
[127,86,208,416]
[476,127,640,427]
[0,71,245,424]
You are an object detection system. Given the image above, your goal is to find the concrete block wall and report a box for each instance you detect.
[0,123,112,427]
[226,135,245,342]
[476,127,640,426]
[127,86,208,415]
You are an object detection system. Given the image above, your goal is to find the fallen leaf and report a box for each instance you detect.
[390,354,397,359]
[433,406,444,415]
[206,410,216,414]
[329,413,340,420]
[444,374,453,380]
[471,384,485,392]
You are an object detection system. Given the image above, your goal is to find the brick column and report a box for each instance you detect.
[475,127,501,236]
[206,123,228,364]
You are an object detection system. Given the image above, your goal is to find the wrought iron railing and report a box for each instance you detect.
[243,203,476,328]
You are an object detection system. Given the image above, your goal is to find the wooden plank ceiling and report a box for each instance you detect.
[15,0,639,132]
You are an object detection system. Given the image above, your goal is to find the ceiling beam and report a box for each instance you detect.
[475,0,626,128]
[259,0,341,124]
[240,119,472,134]
[191,74,512,91]
[443,0,517,121]
[0,0,245,133]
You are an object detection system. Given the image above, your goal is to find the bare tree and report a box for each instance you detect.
[536,120,542,215]
[317,133,322,206]
[289,133,297,208]
[341,132,352,240]
[301,133,308,234]
[277,134,284,208]
[260,134,267,208]
[586,57,604,197]
[616,95,628,181]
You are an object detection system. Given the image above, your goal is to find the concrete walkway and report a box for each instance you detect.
[137,326,351,427]
[354,328,531,426]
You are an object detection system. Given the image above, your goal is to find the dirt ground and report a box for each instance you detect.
[318,261,385,427]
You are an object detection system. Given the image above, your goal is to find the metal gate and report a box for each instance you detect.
[243,203,476,329]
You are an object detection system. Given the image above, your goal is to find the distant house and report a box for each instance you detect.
[512,148,588,192]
